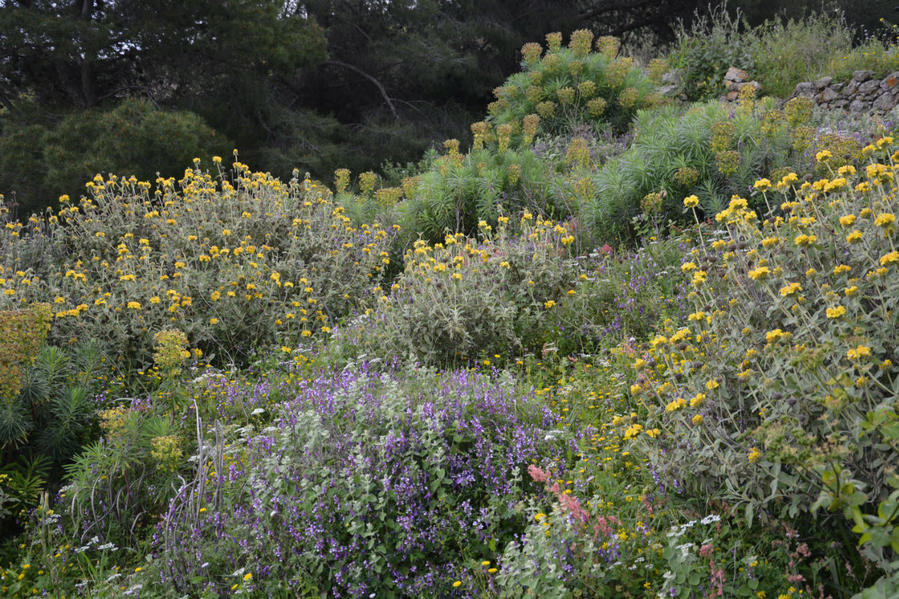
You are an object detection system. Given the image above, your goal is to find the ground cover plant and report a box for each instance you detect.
[2,19,899,599]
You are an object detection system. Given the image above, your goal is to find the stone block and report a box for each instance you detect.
[853,69,874,82]
[849,99,868,113]
[859,79,881,95]
[724,66,748,82]
[873,93,896,112]
[882,73,899,90]
[793,81,816,97]
[815,76,833,89]
[822,87,840,102]
[661,71,681,85]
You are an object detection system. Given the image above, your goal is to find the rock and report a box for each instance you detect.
[815,76,833,89]
[853,69,874,82]
[725,90,740,102]
[873,93,895,112]
[822,87,840,102]
[859,79,881,95]
[849,99,868,113]
[725,66,748,82]
[793,81,816,97]
[845,80,860,95]
[661,71,681,85]
[659,84,679,96]
[834,99,848,109]
[881,72,899,90]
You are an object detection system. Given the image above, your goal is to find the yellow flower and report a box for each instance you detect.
[705,379,719,390]
[766,329,791,343]
[847,345,872,360]
[692,414,704,425]
[209,318,219,325]
[752,178,771,191]
[815,150,832,161]
[681,261,697,272]
[127,301,141,310]
[544,300,556,309]
[748,447,761,462]
[748,266,770,280]
[452,581,462,588]
[691,270,707,286]
[826,306,846,319]
[689,393,706,407]
[846,230,863,243]
[844,285,859,296]
[683,195,700,208]
[243,573,253,581]
[779,282,801,296]
[793,234,817,246]
[875,213,896,228]
[880,250,899,266]
[665,398,687,413]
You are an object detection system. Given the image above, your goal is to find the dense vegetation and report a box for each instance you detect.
[1,7,899,599]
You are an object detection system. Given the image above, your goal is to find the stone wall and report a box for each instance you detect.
[718,67,899,114]
[791,70,899,113]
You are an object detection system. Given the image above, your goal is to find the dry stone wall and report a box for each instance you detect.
[790,70,899,113]
[716,67,899,113]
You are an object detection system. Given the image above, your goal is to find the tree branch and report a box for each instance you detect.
[323,59,400,120]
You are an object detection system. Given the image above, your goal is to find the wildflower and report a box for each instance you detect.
[826,306,846,319]
[748,266,770,280]
[126,301,141,310]
[846,230,863,243]
[681,261,697,272]
[766,329,791,343]
[705,379,719,390]
[779,282,801,296]
[845,285,859,296]
[243,573,252,581]
[692,414,704,425]
[544,300,556,309]
[691,270,707,285]
[875,213,896,228]
[815,150,832,162]
[665,398,687,413]
[793,234,817,246]
[748,447,761,462]
[683,195,700,208]
[847,345,872,360]
[453,581,462,588]
[881,250,899,266]
[689,393,705,407]
[753,178,771,192]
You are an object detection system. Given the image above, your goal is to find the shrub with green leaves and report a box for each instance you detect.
[628,139,899,591]
[335,215,576,366]
[490,30,661,141]
[0,163,393,366]
[154,364,564,597]
[0,98,231,217]
[666,5,753,101]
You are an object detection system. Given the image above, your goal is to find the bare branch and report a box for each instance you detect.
[323,59,400,120]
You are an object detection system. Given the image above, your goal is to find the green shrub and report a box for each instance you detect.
[155,365,563,597]
[578,93,806,242]
[0,165,393,366]
[747,12,855,97]
[0,98,231,216]
[629,140,899,589]
[335,215,577,366]
[666,5,753,101]
[490,31,661,140]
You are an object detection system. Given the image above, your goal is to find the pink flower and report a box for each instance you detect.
[528,464,549,483]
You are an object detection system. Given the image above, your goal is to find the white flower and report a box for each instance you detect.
[701,514,721,525]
